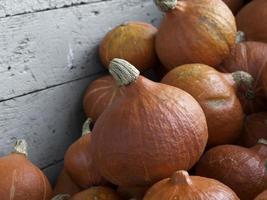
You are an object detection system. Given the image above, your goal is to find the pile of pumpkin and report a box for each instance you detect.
[1,0,267,199]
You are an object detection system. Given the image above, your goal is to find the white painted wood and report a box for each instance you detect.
[0,75,101,169]
[0,0,162,101]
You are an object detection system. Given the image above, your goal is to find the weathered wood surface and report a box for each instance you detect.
[0,75,101,169]
[43,161,64,186]
[0,0,161,101]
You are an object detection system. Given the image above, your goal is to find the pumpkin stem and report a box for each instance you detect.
[82,118,93,136]
[236,31,246,43]
[13,139,28,157]
[171,170,192,185]
[231,71,255,100]
[109,58,140,86]
[258,139,267,146]
[51,194,71,200]
[154,0,177,12]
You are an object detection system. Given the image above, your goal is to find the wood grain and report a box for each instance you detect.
[0,0,161,101]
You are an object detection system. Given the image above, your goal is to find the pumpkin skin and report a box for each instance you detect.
[143,170,239,200]
[117,185,149,200]
[91,59,208,187]
[64,119,106,189]
[255,190,267,200]
[99,21,158,71]
[239,113,267,147]
[263,66,267,97]
[83,75,125,122]
[0,140,52,200]
[53,168,80,197]
[196,143,267,200]
[236,0,267,43]
[223,0,244,14]
[161,64,245,146]
[154,0,237,71]
[220,41,267,113]
[70,187,122,200]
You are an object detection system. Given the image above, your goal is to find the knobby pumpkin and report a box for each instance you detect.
[143,170,239,200]
[64,119,106,188]
[161,64,249,146]
[154,0,237,71]
[99,21,158,71]
[220,41,267,113]
[91,58,208,186]
[196,140,267,200]
[83,75,125,122]
[0,139,52,200]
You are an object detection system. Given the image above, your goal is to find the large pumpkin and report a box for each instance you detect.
[161,64,247,146]
[236,0,267,43]
[91,59,208,186]
[154,0,237,71]
[220,41,267,113]
[83,75,125,122]
[99,21,158,71]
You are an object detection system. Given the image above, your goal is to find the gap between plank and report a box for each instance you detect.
[41,158,64,170]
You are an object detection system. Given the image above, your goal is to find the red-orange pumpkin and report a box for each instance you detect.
[154,0,237,71]
[196,141,267,200]
[143,170,239,200]
[64,119,106,188]
[161,64,249,146]
[223,0,244,14]
[91,59,208,186]
[99,21,158,71]
[83,75,125,122]
[220,41,267,113]
[236,0,267,43]
[0,140,52,200]
[255,190,267,200]
[239,113,267,147]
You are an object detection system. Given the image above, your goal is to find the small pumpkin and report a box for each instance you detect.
[64,119,106,188]
[53,168,81,197]
[143,170,239,200]
[91,59,208,186]
[161,64,250,146]
[220,41,267,113]
[0,139,52,200]
[196,141,267,200]
[255,190,267,200]
[154,0,237,71]
[117,185,149,200]
[223,0,244,14]
[236,0,267,43]
[99,21,158,71]
[239,113,267,147]
[70,186,122,200]
[83,75,125,122]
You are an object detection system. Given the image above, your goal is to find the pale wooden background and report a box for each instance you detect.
[0,0,162,184]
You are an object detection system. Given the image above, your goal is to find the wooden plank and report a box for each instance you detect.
[43,161,64,186]
[0,74,102,169]
[0,0,162,101]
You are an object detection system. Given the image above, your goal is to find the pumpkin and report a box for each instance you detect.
[223,0,244,14]
[70,187,122,200]
[117,185,149,200]
[220,41,267,113]
[91,58,208,187]
[52,194,71,200]
[239,113,267,147]
[83,75,125,122]
[196,141,267,200]
[236,0,267,43]
[263,66,267,97]
[255,190,267,200]
[53,168,80,197]
[154,0,237,71]
[143,170,239,200]
[161,64,249,146]
[0,139,52,200]
[99,21,158,71]
[64,119,106,188]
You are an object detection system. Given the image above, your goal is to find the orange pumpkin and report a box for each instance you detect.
[161,64,248,146]
[154,0,237,71]
[91,59,208,186]
[117,185,149,200]
[255,190,267,200]
[143,170,239,200]
[83,75,125,122]
[99,21,158,71]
